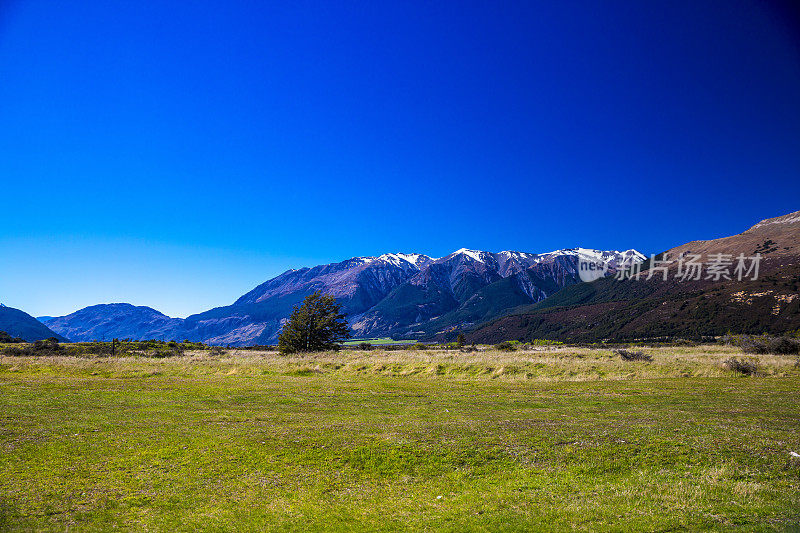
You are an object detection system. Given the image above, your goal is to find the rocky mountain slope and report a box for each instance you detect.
[465,210,800,343]
[176,253,437,345]
[0,305,68,342]
[41,248,642,345]
[349,248,644,339]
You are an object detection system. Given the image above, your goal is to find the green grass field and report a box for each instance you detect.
[341,337,416,346]
[1,346,799,531]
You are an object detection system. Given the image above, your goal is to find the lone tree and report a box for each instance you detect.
[278,291,351,354]
[456,332,466,347]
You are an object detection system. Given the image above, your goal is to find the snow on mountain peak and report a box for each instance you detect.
[621,249,647,261]
[498,250,535,260]
[376,253,431,268]
[536,248,646,265]
[452,248,488,262]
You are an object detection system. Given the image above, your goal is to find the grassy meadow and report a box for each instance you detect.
[340,338,416,346]
[1,345,799,531]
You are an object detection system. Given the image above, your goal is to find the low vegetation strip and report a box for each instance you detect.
[1,349,799,531]
[2,344,796,382]
[341,337,417,346]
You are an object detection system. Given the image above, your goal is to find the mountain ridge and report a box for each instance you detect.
[41,247,643,345]
[37,205,800,347]
[464,210,800,343]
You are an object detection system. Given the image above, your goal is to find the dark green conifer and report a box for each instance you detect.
[278,291,350,354]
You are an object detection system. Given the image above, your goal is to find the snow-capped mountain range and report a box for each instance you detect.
[41,247,645,345]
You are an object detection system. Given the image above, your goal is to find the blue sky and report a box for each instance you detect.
[1,1,798,318]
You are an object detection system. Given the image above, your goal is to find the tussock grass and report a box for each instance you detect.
[613,348,653,362]
[722,357,760,376]
[3,344,795,381]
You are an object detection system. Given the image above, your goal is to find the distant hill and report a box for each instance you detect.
[0,305,68,342]
[466,210,800,343]
[40,304,184,342]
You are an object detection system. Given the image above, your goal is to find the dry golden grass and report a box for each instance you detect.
[2,344,796,382]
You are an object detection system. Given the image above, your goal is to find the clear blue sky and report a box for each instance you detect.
[1,0,798,318]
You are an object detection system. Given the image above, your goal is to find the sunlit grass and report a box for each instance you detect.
[1,347,799,531]
[340,337,416,346]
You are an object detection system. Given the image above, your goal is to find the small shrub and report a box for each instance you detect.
[614,348,653,362]
[209,346,226,356]
[495,341,517,352]
[151,347,182,358]
[2,338,65,357]
[727,334,800,355]
[723,357,759,376]
[358,342,373,351]
[738,336,768,354]
[0,331,25,343]
[531,339,564,346]
[411,343,428,350]
[765,336,800,355]
[721,333,740,346]
[32,338,64,356]
[2,346,28,356]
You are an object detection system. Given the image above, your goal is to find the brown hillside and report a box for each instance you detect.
[467,210,800,343]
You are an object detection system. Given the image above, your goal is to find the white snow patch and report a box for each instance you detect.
[377,253,431,268]
[348,248,644,271]
[453,248,488,262]
[752,212,800,228]
[498,250,534,259]
[537,247,646,264]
